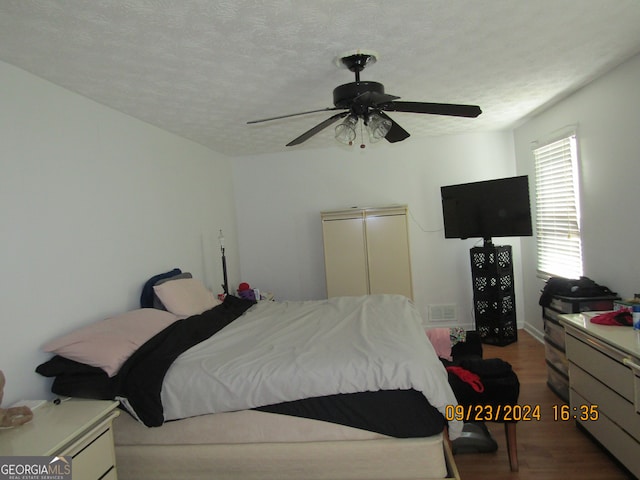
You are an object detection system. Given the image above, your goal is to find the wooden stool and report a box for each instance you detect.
[504,421,518,471]
[446,357,520,472]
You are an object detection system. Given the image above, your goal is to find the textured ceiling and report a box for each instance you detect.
[2,1,640,157]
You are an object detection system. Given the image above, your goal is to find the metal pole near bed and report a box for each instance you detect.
[219,229,229,295]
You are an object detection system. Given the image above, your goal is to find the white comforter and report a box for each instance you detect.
[160,294,462,439]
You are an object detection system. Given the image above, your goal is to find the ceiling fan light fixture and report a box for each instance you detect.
[334,115,358,145]
[366,113,392,143]
[248,50,481,147]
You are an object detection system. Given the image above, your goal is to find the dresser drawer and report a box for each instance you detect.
[62,412,118,480]
[545,336,568,375]
[629,358,640,414]
[572,389,640,478]
[102,468,118,480]
[72,428,115,480]
[546,361,569,402]
[544,317,565,350]
[570,364,640,440]
[565,333,633,402]
[543,307,563,323]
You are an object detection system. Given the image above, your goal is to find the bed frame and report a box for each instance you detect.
[115,437,460,480]
[113,411,460,480]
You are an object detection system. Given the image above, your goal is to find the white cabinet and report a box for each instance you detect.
[321,206,413,299]
[0,398,120,479]
[560,313,640,478]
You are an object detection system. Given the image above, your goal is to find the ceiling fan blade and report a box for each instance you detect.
[247,107,341,124]
[381,101,482,118]
[376,111,410,143]
[286,112,350,146]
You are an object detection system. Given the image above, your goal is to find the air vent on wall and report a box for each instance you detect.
[428,304,457,323]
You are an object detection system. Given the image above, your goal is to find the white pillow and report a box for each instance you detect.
[153,277,221,316]
[42,309,179,377]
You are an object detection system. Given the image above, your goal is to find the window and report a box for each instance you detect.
[533,133,583,279]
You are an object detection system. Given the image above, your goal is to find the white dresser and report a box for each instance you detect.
[0,398,120,479]
[560,313,640,478]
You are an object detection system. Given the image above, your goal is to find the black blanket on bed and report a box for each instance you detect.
[116,294,256,425]
[37,295,254,425]
[37,295,445,437]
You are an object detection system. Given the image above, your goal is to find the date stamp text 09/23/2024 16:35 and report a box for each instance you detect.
[444,404,600,423]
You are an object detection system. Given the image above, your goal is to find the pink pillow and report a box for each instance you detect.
[153,277,221,316]
[42,309,179,377]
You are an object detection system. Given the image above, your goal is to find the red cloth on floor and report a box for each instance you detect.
[446,366,484,393]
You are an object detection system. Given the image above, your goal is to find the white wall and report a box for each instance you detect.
[514,53,640,337]
[0,61,239,405]
[10,50,637,405]
[232,131,524,329]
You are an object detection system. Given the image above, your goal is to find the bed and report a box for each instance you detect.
[36,277,462,480]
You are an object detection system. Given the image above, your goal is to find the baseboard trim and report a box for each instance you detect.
[523,323,544,343]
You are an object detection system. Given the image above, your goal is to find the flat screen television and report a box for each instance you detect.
[441,175,533,244]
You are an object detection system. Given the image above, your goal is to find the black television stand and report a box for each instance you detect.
[470,242,517,345]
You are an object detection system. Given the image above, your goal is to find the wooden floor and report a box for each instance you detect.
[454,329,634,480]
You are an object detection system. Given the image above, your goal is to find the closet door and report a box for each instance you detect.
[365,212,413,299]
[322,215,368,297]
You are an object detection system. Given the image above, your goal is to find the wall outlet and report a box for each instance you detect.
[428,304,457,323]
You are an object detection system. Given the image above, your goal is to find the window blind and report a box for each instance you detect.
[533,134,583,278]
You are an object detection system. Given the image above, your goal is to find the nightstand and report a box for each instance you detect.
[0,398,120,479]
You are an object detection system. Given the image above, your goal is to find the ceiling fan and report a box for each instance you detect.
[247,50,482,147]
